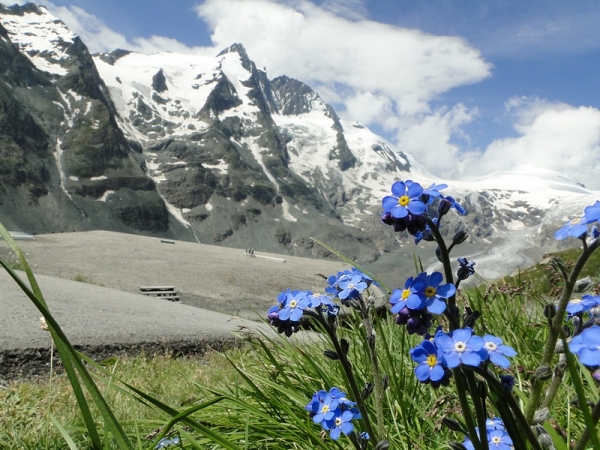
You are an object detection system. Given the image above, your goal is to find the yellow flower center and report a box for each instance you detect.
[321,405,329,413]
[398,195,410,206]
[425,287,436,298]
[571,217,581,224]
[427,354,437,367]
[491,437,501,444]
[402,289,411,300]
[289,300,297,308]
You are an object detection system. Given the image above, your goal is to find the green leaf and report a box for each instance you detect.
[0,221,133,449]
[49,414,79,450]
[309,236,391,293]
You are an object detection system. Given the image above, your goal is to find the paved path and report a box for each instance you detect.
[0,231,346,378]
[0,269,278,350]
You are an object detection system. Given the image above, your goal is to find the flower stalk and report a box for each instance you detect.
[524,245,596,423]
[357,295,386,440]
[317,309,378,443]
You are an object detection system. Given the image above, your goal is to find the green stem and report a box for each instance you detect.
[574,399,600,450]
[541,354,566,411]
[524,246,594,423]
[360,296,385,440]
[465,371,489,450]
[471,366,544,450]
[428,218,454,286]
[44,338,54,450]
[454,369,483,450]
[318,312,378,443]
[428,218,460,330]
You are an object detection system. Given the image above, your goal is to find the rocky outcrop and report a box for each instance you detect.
[0,4,173,236]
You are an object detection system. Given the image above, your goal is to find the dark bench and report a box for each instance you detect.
[139,285,180,302]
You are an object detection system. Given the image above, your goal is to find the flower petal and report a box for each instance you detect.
[391,181,406,197]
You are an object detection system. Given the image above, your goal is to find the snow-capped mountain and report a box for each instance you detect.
[0,3,597,282]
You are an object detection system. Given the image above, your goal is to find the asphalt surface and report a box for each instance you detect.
[0,231,347,352]
[0,269,278,350]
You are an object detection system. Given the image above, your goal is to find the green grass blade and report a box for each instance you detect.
[309,236,391,293]
[177,427,204,449]
[155,398,233,442]
[0,224,133,449]
[0,259,104,448]
[48,414,79,450]
[0,221,46,306]
[108,377,242,450]
[542,422,568,450]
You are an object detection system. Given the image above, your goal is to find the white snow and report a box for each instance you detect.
[202,159,228,174]
[0,6,76,75]
[97,190,114,202]
[93,51,227,139]
[53,138,68,196]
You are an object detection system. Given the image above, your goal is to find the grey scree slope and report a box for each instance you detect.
[0,231,347,378]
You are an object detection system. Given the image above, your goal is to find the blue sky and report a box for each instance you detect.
[19,0,600,188]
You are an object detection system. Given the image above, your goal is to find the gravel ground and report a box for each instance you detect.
[0,230,346,380]
[2,230,349,318]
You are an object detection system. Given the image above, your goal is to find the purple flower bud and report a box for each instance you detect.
[438,198,452,216]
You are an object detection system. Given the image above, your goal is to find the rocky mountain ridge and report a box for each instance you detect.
[0,3,598,282]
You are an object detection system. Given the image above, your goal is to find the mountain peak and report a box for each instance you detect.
[217,43,253,72]
[0,2,77,76]
[271,75,325,116]
[0,3,48,16]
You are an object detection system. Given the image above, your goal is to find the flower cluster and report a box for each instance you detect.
[566,294,600,317]
[389,271,456,333]
[555,200,600,241]
[267,288,336,336]
[325,268,374,306]
[463,418,513,450]
[267,268,374,336]
[305,387,362,440]
[410,329,517,386]
[381,180,466,237]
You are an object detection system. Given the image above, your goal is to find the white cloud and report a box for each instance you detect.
[38,2,128,52]
[395,104,478,177]
[320,0,368,20]
[195,0,491,117]
[344,92,393,125]
[456,100,600,189]
[38,1,209,55]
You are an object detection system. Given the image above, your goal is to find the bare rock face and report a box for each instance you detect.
[0,4,171,236]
